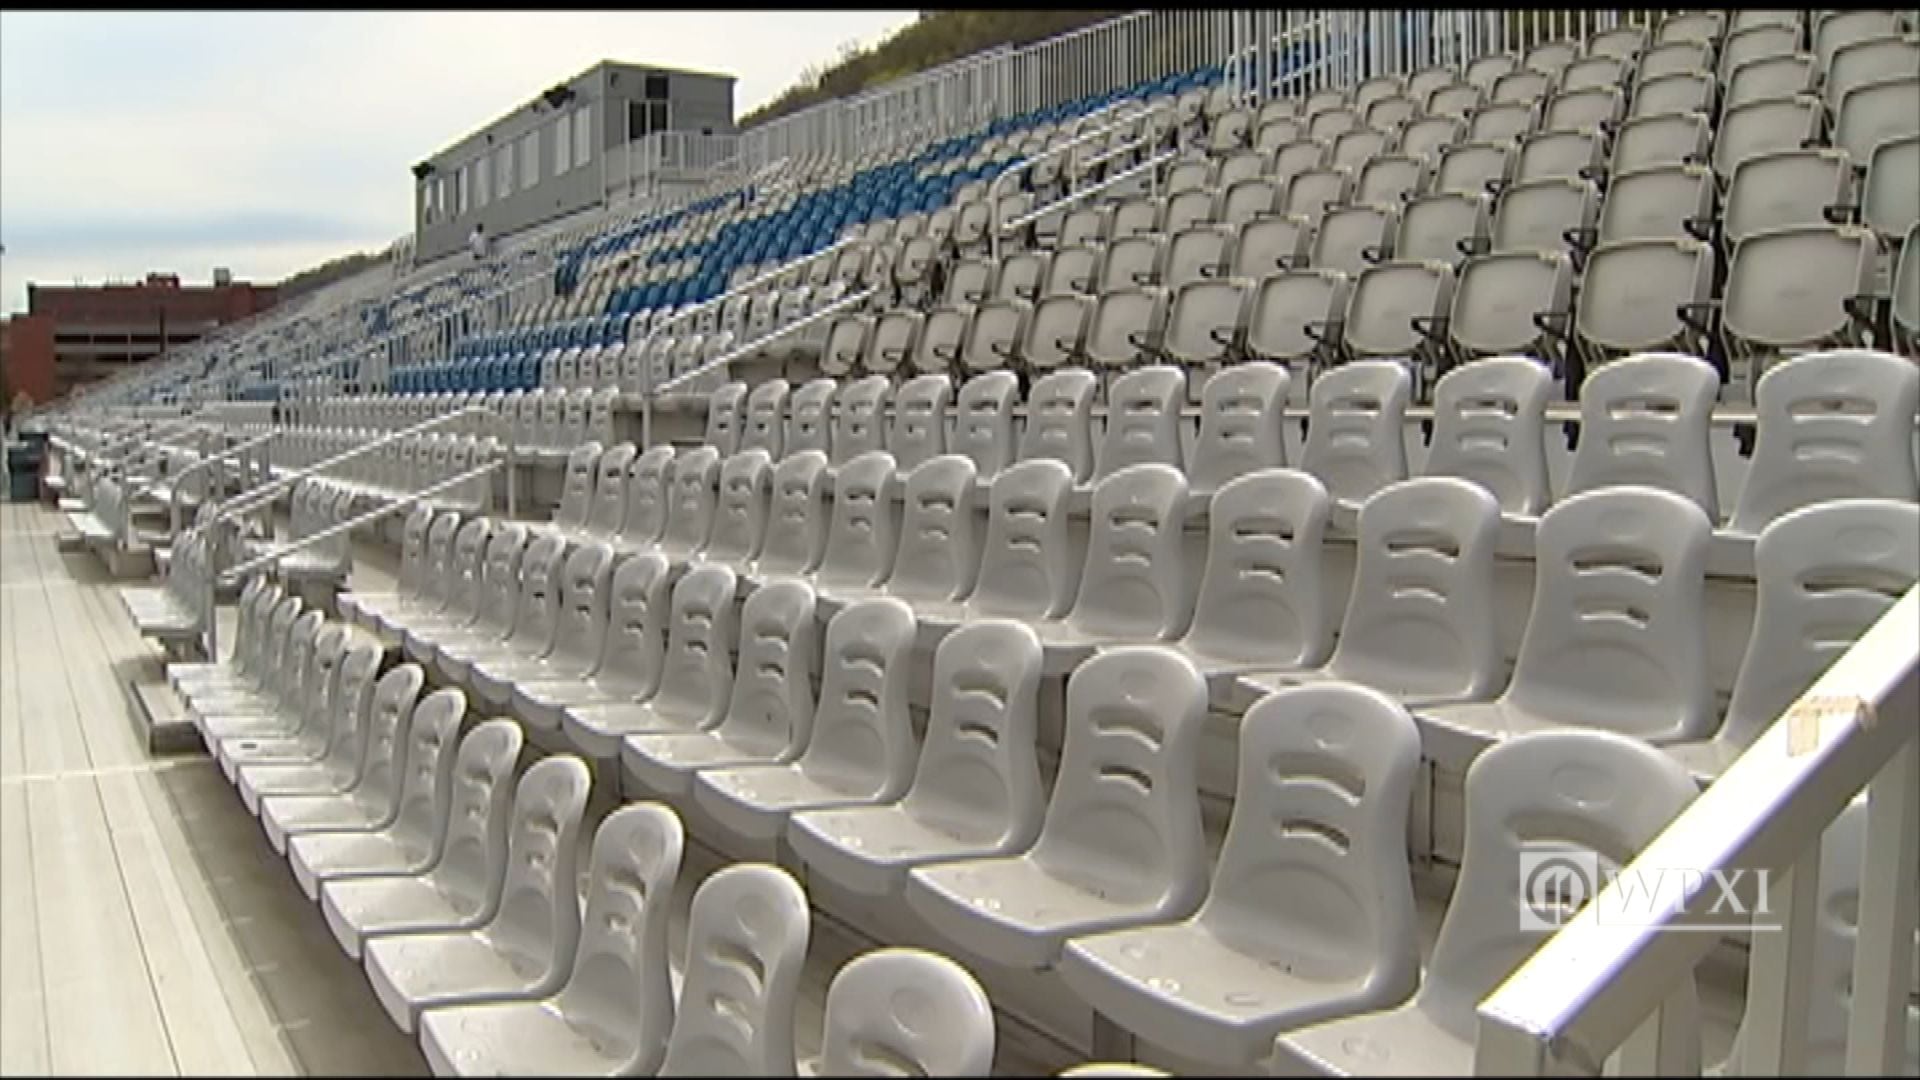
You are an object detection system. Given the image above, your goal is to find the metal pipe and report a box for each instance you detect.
[125,428,283,541]
[1000,149,1180,234]
[212,404,493,523]
[89,416,206,476]
[985,98,1173,263]
[218,460,501,585]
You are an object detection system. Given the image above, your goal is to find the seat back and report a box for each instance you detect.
[1449,250,1575,357]
[649,562,739,731]
[702,381,748,457]
[887,455,981,607]
[253,593,302,692]
[1182,469,1333,668]
[952,371,1019,479]
[420,714,523,885]
[796,598,919,799]
[1835,75,1920,166]
[441,518,494,626]
[228,579,271,678]
[815,452,900,591]
[585,442,638,539]
[659,445,722,558]
[657,864,812,1076]
[1018,368,1098,483]
[504,533,568,657]
[1068,464,1194,641]
[963,300,1034,374]
[1190,362,1288,494]
[269,610,323,720]
[387,687,474,864]
[1574,237,1717,358]
[554,442,604,531]
[1597,163,1714,244]
[1717,500,1920,754]
[833,376,891,465]
[786,378,837,459]
[1094,366,1186,482]
[1421,730,1698,1040]
[1566,352,1720,516]
[739,379,791,459]
[552,803,686,1074]
[1084,287,1168,370]
[418,511,466,614]
[549,541,616,674]
[896,620,1045,853]
[1863,134,1920,241]
[1425,356,1553,516]
[337,661,425,795]
[1506,487,1714,741]
[619,445,677,549]
[753,451,831,578]
[395,505,438,597]
[1300,360,1411,506]
[970,459,1080,621]
[264,599,316,711]
[889,374,952,471]
[1728,350,1920,535]
[473,523,529,640]
[706,450,773,566]
[819,950,997,1077]
[1726,149,1859,246]
[1326,478,1503,701]
[485,755,592,988]
[1199,683,1420,999]
[710,579,818,759]
[592,551,673,701]
[1032,646,1209,910]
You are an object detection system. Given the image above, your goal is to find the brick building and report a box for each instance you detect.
[0,273,277,405]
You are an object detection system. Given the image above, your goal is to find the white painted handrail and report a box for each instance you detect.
[1474,587,1920,1076]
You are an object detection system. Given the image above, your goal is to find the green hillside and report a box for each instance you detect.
[741,10,1130,129]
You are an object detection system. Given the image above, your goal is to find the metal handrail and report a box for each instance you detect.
[637,234,866,353]
[205,460,504,660]
[218,461,503,585]
[119,428,283,540]
[127,428,277,503]
[1000,149,1181,235]
[985,97,1175,262]
[639,286,878,446]
[89,417,207,479]
[1473,587,1919,1076]
[211,405,506,524]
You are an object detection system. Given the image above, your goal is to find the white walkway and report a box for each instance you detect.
[0,499,423,1076]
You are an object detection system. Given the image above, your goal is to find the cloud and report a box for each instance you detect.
[0,10,918,315]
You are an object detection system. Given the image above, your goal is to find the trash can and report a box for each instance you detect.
[6,438,44,502]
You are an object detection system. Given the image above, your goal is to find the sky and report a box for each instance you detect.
[0,10,920,316]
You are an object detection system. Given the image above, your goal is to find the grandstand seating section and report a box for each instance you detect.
[46,8,1920,1076]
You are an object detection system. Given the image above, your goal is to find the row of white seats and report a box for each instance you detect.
[226,544,1919,1074]
[549,352,1917,566]
[166,585,1007,1075]
[276,432,500,509]
[117,523,213,649]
